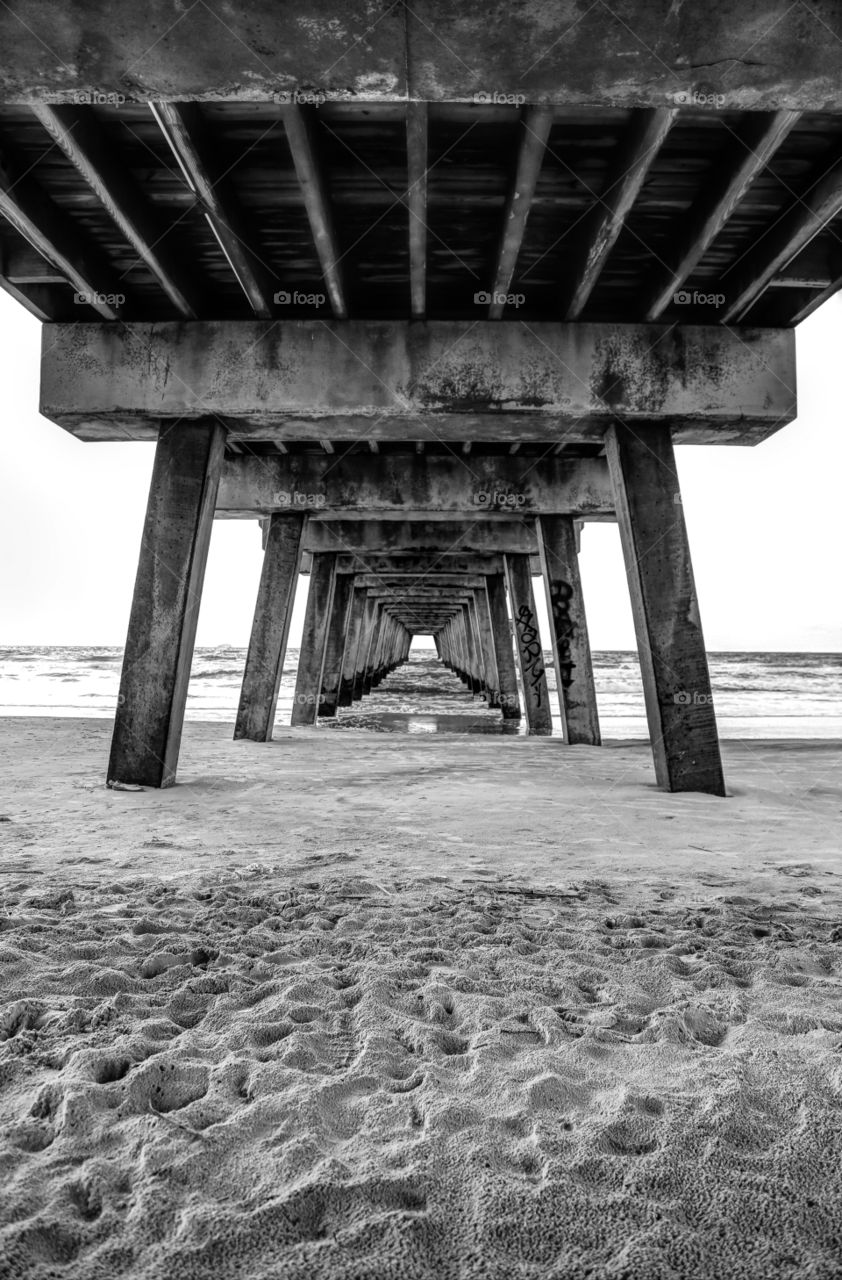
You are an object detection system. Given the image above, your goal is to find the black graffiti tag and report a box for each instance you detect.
[515,604,545,705]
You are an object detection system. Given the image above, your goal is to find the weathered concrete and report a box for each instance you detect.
[290,552,336,726]
[606,423,726,795]
[352,597,379,701]
[41,322,797,446]
[317,570,354,718]
[337,587,366,707]
[486,572,521,720]
[304,519,539,555]
[504,555,552,735]
[107,419,225,787]
[537,515,600,746]
[217,454,612,516]
[234,512,306,741]
[2,2,840,110]
[335,554,510,576]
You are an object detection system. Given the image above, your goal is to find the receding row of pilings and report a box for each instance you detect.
[106,421,726,796]
[230,523,601,741]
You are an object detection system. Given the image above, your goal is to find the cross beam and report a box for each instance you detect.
[40,321,796,446]
[216,454,612,516]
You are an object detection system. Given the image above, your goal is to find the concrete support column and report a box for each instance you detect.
[475,586,500,708]
[108,419,225,788]
[362,607,383,694]
[318,570,355,717]
[504,554,552,734]
[338,586,365,707]
[605,423,725,795]
[486,572,521,719]
[291,553,336,725]
[537,515,601,745]
[355,596,378,699]
[234,513,306,741]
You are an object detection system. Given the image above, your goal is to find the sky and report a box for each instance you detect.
[0,288,840,653]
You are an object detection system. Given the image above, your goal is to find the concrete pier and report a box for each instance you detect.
[235,513,306,741]
[108,420,225,788]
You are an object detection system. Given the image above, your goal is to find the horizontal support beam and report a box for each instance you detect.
[41,321,797,448]
[3,4,842,110]
[217,454,612,516]
[334,553,508,575]
[302,518,539,555]
[352,575,487,588]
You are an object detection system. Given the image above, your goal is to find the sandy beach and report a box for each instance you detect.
[1,719,841,1278]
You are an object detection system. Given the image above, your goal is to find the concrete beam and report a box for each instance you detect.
[303,519,539,555]
[2,3,842,110]
[334,553,509,575]
[41,321,797,447]
[217,454,612,516]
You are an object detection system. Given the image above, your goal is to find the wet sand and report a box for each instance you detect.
[1,718,841,1278]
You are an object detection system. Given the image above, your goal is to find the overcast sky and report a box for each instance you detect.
[1,288,840,652]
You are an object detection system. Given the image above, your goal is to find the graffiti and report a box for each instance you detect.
[548,579,577,690]
[514,604,545,705]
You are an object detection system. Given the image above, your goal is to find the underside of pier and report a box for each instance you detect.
[2,0,832,793]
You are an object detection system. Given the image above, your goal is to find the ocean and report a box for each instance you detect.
[0,647,840,738]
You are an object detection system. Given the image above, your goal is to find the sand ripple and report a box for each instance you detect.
[1,872,841,1278]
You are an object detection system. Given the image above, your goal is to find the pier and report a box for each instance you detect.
[3,1,833,796]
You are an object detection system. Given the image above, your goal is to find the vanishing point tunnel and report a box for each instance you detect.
[3,1,836,795]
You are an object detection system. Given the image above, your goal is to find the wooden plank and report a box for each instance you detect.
[150,102,274,318]
[107,420,226,787]
[564,108,677,320]
[644,110,799,321]
[280,104,347,319]
[0,272,58,320]
[504,554,552,734]
[489,106,553,319]
[0,147,123,320]
[721,152,842,322]
[537,515,600,745]
[290,553,336,725]
[605,422,725,795]
[3,245,66,284]
[406,101,428,320]
[32,104,202,318]
[234,513,306,741]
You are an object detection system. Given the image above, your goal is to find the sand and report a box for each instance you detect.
[1,719,842,1279]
